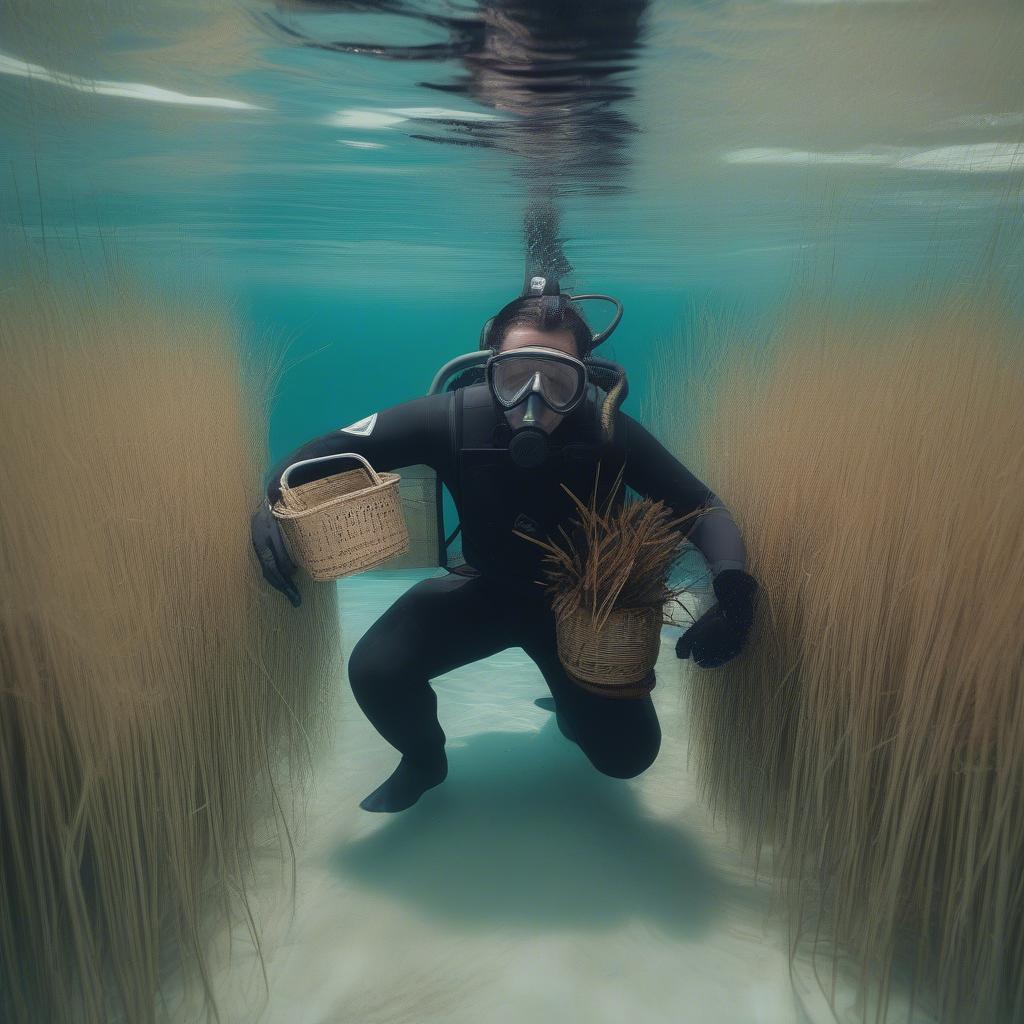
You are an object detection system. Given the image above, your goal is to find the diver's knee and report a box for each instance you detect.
[347,638,394,693]
[586,731,661,780]
[347,635,426,699]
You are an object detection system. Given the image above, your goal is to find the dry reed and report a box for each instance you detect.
[514,465,703,626]
[653,295,1024,1023]
[0,270,341,1023]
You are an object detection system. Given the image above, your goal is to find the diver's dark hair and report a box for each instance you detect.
[489,297,593,356]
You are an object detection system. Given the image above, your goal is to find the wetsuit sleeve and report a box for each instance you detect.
[264,393,451,504]
[619,412,748,578]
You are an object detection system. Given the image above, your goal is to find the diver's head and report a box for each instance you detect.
[482,276,625,468]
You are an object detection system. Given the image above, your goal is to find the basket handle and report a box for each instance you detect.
[279,452,383,494]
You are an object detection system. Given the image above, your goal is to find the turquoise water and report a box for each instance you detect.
[2,6,1022,1020]
[3,1,1022,466]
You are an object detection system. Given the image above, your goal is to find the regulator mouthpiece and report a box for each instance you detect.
[508,427,549,469]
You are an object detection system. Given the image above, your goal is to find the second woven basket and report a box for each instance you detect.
[271,452,409,581]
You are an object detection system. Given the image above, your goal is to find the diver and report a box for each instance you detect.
[250,277,758,813]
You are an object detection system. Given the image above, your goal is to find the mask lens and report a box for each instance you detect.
[540,360,584,408]
[491,359,537,406]
[489,350,585,412]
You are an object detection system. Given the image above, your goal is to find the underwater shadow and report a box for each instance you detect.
[329,720,732,941]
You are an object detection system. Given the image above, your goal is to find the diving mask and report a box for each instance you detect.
[486,346,589,468]
[486,346,588,415]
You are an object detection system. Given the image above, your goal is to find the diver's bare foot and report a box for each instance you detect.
[359,754,448,813]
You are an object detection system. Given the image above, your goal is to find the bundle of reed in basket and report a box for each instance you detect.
[514,466,707,692]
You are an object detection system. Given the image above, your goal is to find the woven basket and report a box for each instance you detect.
[271,452,409,581]
[556,604,663,697]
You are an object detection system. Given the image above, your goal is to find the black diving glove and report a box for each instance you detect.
[676,569,758,668]
[250,502,302,608]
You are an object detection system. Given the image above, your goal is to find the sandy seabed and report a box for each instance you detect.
[163,570,935,1024]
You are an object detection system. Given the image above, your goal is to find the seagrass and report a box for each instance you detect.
[515,467,704,694]
[272,456,409,581]
[651,290,1024,1024]
[0,263,341,1024]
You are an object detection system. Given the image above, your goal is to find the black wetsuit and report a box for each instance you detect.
[267,382,747,780]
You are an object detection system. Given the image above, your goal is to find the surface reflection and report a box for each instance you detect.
[264,0,650,281]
